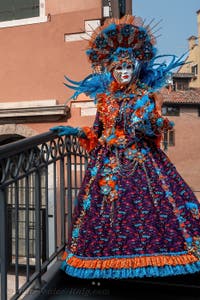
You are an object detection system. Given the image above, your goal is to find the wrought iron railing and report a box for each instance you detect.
[0,132,88,300]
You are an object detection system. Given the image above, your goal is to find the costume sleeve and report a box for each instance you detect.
[134,93,174,148]
[78,111,103,152]
[150,108,174,134]
[149,93,174,134]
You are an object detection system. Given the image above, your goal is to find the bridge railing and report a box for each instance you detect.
[0,132,88,300]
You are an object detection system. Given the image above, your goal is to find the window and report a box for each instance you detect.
[168,130,175,146]
[0,0,46,28]
[102,0,111,18]
[0,0,39,22]
[176,81,189,90]
[163,129,175,150]
[191,64,198,76]
[162,106,180,116]
[119,0,126,18]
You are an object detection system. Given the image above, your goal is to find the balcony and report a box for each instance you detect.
[0,132,200,300]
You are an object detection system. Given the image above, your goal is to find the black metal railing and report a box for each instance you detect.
[0,132,88,300]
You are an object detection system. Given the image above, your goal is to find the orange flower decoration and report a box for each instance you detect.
[97,93,120,131]
[107,180,116,189]
[99,178,107,186]
[78,127,98,152]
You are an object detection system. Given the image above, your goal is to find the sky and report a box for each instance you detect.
[132,0,200,60]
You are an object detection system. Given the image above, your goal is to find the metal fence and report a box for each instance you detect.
[0,132,88,300]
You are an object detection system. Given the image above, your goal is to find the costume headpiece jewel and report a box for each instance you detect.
[86,15,157,69]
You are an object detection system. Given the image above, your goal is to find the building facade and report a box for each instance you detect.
[166,9,200,199]
[177,10,200,88]
[161,87,200,200]
[0,2,199,199]
[0,0,132,143]
[0,2,133,294]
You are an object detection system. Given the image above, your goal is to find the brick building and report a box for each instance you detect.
[163,8,200,200]
[176,10,200,88]
[161,87,200,200]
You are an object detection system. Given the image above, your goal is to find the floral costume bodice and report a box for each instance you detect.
[78,90,173,205]
[79,90,172,154]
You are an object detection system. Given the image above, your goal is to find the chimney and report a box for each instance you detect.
[197,9,200,40]
[188,35,197,50]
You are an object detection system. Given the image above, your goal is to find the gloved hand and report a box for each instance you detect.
[50,125,86,137]
[156,118,175,130]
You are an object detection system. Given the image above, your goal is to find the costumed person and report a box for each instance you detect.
[50,15,200,279]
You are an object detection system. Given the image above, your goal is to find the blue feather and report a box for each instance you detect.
[139,53,187,91]
[63,83,79,90]
[134,95,149,109]
[64,75,82,85]
[63,52,187,104]
[64,72,113,102]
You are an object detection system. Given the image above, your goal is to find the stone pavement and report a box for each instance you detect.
[35,273,200,300]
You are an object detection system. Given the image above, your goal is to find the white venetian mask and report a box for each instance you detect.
[112,62,134,85]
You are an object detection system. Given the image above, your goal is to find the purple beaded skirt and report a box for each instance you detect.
[61,142,200,279]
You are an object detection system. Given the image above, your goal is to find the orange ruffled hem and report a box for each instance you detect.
[78,127,98,153]
[62,251,198,270]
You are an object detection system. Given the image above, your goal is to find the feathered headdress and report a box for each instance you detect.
[64,15,186,101]
[86,15,157,70]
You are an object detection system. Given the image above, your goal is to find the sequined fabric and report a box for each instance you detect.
[61,94,200,279]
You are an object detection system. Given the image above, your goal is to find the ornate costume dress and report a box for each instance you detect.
[53,15,200,279]
[61,88,200,279]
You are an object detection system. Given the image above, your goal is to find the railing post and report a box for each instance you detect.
[67,147,72,241]
[0,132,88,299]
[34,171,42,290]
[0,189,8,300]
[60,157,66,246]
